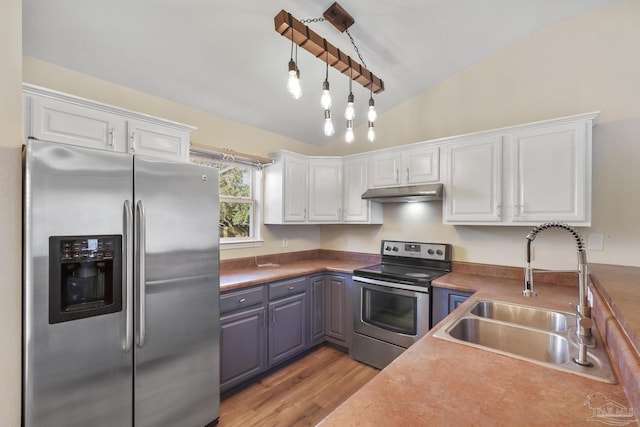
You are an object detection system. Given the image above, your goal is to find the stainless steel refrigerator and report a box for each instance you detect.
[23,139,220,427]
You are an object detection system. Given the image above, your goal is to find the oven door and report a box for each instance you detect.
[353,278,430,349]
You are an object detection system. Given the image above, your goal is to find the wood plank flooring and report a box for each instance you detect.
[219,345,378,426]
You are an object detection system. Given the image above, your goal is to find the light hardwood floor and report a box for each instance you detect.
[219,345,378,426]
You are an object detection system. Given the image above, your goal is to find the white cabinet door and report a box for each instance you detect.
[369,146,439,188]
[342,156,382,223]
[283,155,308,222]
[509,122,590,223]
[128,119,190,161]
[28,95,127,152]
[308,158,342,222]
[444,136,503,223]
[402,146,440,184]
[368,152,401,187]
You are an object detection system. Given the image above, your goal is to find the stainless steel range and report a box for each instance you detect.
[351,240,452,369]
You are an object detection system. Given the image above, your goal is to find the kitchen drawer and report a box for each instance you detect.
[269,277,308,300]
[220,286,265,314]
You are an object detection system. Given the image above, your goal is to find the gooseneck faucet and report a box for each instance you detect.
[524,222,594,367]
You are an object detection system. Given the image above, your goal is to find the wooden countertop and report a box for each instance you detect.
[219,257,640,426]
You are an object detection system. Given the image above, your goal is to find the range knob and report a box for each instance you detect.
[392,246,399,252]
[427,249,435,255]
[436,249,443,256]
[385,246,392,251]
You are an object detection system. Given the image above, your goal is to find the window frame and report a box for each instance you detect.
[190,153,264,250]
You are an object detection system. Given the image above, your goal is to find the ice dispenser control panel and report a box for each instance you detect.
[49,235,123,324]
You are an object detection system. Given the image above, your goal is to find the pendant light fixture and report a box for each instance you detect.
[275,4,385,143]
[344,66,355,121]
[321,50,332,109]
[286,15,301,100]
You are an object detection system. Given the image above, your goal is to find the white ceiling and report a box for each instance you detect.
[22,0,615,146]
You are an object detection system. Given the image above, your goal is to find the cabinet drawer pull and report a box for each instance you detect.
[288,286,295,291]
[238,298,246,303]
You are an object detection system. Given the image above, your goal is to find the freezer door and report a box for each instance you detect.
[133,156,220,427]
[23,140,133,427]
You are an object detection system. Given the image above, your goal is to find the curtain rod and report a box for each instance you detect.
[190,143,274,168]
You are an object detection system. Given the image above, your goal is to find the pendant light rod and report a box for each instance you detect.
[274,9,385,94]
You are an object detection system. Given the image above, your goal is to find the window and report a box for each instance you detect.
[191,152,263,248]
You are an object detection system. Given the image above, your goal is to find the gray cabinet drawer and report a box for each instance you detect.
[220,286,265,314]
[269,277,307,300]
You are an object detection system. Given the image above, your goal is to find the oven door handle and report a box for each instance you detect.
[352,276,430,294]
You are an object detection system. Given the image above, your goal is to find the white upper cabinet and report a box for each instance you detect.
[127,119,191,161]
[442,112,597,226]
[508,121,590,223]
[264,152,344,224]
[24,84,195,161]
[369,145,439,188]
[443,136,503,223]
[342,155,382,224]
[308,158,343,222]
[27,94,127,152]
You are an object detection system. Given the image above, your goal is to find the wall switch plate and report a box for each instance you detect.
[587,234,604,251]
[282,238,288,248]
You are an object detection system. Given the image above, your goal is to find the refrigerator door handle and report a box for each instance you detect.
[123,200,134,352]
[136,200,147,348]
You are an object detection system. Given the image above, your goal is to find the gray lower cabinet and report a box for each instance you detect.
[431,287,474,327]
[324,274,353,349]
[220,287,267,393]
[268,277,308,367]
[309,275,326,346]
[220,273,354,393]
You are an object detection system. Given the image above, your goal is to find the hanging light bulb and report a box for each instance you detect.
[323,109,335,136]
[321,51,331,109]
[367,121,375,142]
[287,60,301,99]
[344,67,355,120]
[345,120,355,143]
[286,38,301,99]
[367,96,377,122]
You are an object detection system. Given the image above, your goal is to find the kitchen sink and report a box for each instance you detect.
[470,300,568,332]
[433,300,617,383]
[448,317,570,364]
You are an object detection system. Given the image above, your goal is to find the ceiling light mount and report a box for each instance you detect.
[322,2,355,33]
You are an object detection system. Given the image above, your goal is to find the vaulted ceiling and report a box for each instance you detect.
[22,0,616,146]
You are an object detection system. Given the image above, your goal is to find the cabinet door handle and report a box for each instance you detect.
[238,298,246,303]
[129,131,135,153]
[108,128,115,147]
[271,307,276,323]
[495,202,501,220]
[395,168,399,183]
[406,167,410,183]
[260,311,265,327]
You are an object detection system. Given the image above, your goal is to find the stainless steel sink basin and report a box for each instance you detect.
[470,300,568,332]
[448,317,570,364]
[433,300,617,383]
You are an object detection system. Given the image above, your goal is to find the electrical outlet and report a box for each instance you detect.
[282,238,288,248]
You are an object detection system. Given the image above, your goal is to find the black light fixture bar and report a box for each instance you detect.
[274,9,385,94]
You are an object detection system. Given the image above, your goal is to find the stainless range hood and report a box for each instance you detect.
[361,183,444,203]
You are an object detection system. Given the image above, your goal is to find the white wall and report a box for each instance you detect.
[320,0,640,270]
[0,0,23,424]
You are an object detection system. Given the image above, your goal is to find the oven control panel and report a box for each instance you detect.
[381,240,451,261]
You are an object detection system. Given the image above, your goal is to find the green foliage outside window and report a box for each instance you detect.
[219,167,252,238]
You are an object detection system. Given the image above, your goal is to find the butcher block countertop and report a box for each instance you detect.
[219,252,640,426]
